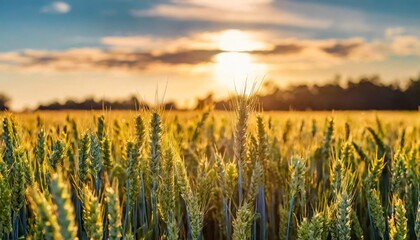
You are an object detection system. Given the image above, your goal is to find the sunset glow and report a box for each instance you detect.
[213,29,268,92]
[217,29,266,52]
[1,2,420,239]
[1,1,420,110]
[214,52,267,92]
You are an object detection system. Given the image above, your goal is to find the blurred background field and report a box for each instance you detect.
[5,110,420,129]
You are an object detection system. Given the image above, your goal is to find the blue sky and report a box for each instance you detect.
[1,0,420,110]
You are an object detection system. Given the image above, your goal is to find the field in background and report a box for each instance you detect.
[8,110,420,127]
[0,108,419,239]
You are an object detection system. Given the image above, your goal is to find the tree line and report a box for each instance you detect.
[200,75,420,110]
[1,75,420,111]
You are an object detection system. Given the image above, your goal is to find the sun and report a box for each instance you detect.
[214,52,267,93]
[214,29,267,93]
[217,29,266,52]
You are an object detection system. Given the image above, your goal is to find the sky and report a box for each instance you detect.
[1,0,420,111]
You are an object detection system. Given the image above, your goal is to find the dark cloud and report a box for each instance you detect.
[96,58,148,69]
[252,43,303,55]
[24,55,58,65]
[322,42,361,57]
[96,52,154,70]
[152,49,222,64]
[18,49,223,71]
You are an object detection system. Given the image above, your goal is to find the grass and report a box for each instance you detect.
[0,106,419,239]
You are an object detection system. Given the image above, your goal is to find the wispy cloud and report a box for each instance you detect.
[0,36,393,73]
[385,27,405,38]
[131,0,331,29]
[41,2,71,14]
[3,29,420,74]
[101,35,215,53]
[391,35,420,56]
[101,30,271,52]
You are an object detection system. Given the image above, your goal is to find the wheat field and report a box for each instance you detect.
[0,98,419,240]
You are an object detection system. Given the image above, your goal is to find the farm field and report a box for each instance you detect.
[0,105,419,240]
[3,1,420,240]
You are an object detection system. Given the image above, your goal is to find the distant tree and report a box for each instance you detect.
[163,101,177,110]
[0,93,10,111]
[37,96,152,111]
[405,76,420,109]
[199,76,420,111]
[32,75,420,111]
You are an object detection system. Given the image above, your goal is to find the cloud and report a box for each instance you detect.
[0,48,222,73]
[0,45,374,74]
[391,35,420,56]
[322,42,362,57]
[249,38,385,71]
[155,49,222,64]
[385,27,405,38]
[19,49,152,71]
[382,29,420,56]
[174,0,273,11]
[252,44,303,55]
[4,31,420,74]
[101,30,271,53]
[41,2,71,14]
[101,35,215,53]
[102,36,161,50]
[131,0,331,29]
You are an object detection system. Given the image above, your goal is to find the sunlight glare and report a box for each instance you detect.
[214,52,267,94]
[217,29,266,52]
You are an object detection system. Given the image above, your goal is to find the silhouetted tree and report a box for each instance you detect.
[0,93,10,111]
[200,75,420,111]
[37,95,152,111]
[34,75,420,111]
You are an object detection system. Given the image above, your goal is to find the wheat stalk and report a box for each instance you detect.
[0,170,12,238]
[27,186,62,240]
[389,197,407,240]
[232,202,254,240]
[106,181,122,240]
[82,185,103,240]
[50,172,78,240]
